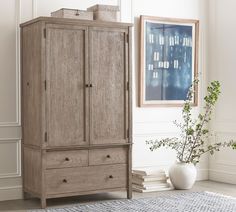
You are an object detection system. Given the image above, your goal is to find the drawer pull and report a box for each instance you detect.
[109,175,113,179]
[106,155,111,158]
[65,157,70,161]
[62,179,67,183]
[75,10,80,16]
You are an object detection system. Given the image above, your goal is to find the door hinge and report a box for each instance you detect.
[43,28,46,38]
[126,81,129,90]
[44,80,47,90]
[44,132,47,142]
[126,34,129,43]
[127,129,129,137]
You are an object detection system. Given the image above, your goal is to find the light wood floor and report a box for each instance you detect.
[1,181,236,212]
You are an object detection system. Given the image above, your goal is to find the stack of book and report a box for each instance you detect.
[132,169,172,193]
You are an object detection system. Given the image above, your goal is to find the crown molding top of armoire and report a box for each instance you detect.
[20,16,133,28]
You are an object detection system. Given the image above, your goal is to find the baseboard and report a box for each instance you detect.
[0,186,22,201]
[196,168,209,181]
[209,169,236,184]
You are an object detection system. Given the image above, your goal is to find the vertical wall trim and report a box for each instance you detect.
[131,0,133,22]
[119,0,132,23]
[32,0,37,18]
[0,0,21,127]
[200,0,206,108]
[209,0,220,126]
[0,139,21,178]
[118,0,121,21]
[16,0,21,127]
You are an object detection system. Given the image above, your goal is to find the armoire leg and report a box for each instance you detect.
[41,197,47,209]
[127,187,132,199]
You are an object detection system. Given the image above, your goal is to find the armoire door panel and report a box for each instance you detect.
[22,23,43,147]
[46,25,88,147]
[89,28,128,145]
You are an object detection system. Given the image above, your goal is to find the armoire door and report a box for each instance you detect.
[89,27,129,145]
[46,24,89,147]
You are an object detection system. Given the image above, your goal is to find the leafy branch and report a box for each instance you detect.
[146,80,236,165]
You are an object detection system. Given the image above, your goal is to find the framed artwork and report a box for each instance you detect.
[139,16,199,107]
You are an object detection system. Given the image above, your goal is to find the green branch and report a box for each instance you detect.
[146,80,236,164]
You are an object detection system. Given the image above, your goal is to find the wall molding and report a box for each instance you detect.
[0,139,21,179]
[213,120,236,125]
[0,123,21,127]
[196,168,209,181]
[210,131,236,166]
[0,185,22,201]
[215,131,236,136]
[0,185,22,191]
[118,0,121,21]
[134,120,178,124]
[215,118,236,125]
[209,169,236,177]
[119,0,132,22]
[209,131,236,143]
[134,132,179,137]
[32,0,37,18]
[16,0,21,127]
[216,161,236,167]
[0,0,21,127]
[209,169,236,184]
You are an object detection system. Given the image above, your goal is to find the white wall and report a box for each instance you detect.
[0,0,208,201]
[0,0,22,201]
[132,0,209,180]
[208,0,236,184]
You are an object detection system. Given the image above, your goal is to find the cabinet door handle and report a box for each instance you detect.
[90,84,93,87]
[75,10,80,16]
[109,175,113,179]
[85,84,89,87]
[65,157,70,161]
[62,179,67,183]
[106,155,111,158]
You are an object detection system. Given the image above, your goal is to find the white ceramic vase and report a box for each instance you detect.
[169,162,197,190]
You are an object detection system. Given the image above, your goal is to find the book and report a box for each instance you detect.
[133,183,170,190]
[133,186,173,193]
[133,168,165,176]
[132,178,167,186]
[132,173,168,182]
[133,187,172,193]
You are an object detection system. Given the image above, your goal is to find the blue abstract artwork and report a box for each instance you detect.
[141,18,198,105]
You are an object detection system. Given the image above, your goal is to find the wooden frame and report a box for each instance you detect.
[139,16,199,107]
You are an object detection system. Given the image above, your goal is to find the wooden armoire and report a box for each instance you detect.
[20,17,132,208]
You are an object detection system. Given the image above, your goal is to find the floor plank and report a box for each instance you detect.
[0,181,236,211]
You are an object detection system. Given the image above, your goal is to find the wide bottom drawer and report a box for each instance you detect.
[45,164,127,195]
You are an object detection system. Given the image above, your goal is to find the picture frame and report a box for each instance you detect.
[139,16,199,107]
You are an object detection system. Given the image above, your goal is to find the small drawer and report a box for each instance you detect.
[89,147,127,166]
[46,150,88,169]
[45,164,127,195]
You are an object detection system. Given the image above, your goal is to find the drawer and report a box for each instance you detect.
[45,164,127,195]
[89,147,127,165]
[46,150,88,169]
